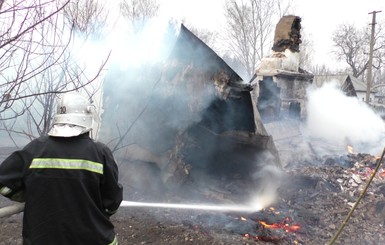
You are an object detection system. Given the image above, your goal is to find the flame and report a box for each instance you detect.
[347,145,354,154]
[259,218,301,233]
[242,207,301,241]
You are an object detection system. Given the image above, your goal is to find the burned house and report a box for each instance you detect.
[102,24,280,190]
[251,15,313,123]
[246,15,315,167]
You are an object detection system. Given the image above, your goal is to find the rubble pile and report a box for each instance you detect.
[2,149,385,245]
[274,152,385,244]
[112,150,385,244]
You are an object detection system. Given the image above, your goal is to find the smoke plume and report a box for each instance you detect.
[305,82,385,155]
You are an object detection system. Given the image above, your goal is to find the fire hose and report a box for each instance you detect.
[0,200,260,219]
[0,202,25,218]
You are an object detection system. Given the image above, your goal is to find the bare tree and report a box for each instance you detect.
[120,0,160,33]
[310,64,335,76]
[0,0,109,144]
[0,0,70,116]
[4,52,109,141]
[298,27,314,71]
[63,0,108,37]
[223,0,292,76]
[332,22,385,80]
[332,24,368,78]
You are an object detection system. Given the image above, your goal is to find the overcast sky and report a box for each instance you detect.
[157,0,385,68]
[294,0,384,67]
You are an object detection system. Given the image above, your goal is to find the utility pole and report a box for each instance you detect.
[365,10,382,104]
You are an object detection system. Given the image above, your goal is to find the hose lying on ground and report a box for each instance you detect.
[0,203,25,218]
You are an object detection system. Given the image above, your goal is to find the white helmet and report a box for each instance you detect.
[48,92,94,137]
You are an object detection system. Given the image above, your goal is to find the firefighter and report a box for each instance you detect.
[0,92,123,245]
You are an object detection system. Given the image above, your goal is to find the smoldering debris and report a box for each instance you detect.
[266,81,385,168]
[102,24,280,202]
[3,148,385,244]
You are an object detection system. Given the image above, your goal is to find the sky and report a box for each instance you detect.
[157,0,385,68]
[293,0,384,67]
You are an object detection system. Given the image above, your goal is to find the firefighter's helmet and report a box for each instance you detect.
[48,92,94,137]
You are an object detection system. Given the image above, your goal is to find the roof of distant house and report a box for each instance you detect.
[313,74,374,95]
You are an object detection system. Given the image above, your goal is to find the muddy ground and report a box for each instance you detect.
[1,149,385,245]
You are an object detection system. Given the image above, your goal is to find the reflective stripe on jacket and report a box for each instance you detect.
[30,158,104,174]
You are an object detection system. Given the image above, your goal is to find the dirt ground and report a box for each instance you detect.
[1,150,385,245]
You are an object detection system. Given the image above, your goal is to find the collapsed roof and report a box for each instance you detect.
[158,24,281,184]
[104,24,281,189]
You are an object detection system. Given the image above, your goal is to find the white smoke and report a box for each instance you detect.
[305,82,385,155]
[249,165,284,209]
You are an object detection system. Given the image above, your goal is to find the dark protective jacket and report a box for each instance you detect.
[0,133,123,245]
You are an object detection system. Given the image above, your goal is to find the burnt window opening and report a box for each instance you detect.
[289,101,301,119]
[184,91,261,178]
[199,91,256,134]
[257,77,281,123]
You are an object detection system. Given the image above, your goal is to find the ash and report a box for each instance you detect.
[1,150,385,245]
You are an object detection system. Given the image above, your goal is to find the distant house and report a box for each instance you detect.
[312,74,376,102]
[375,94,385,104]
